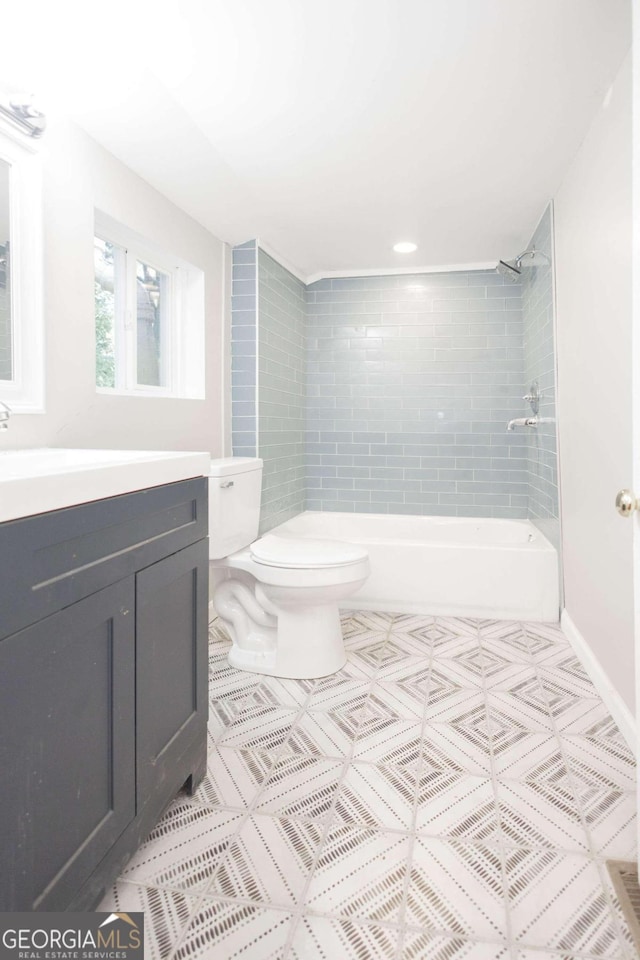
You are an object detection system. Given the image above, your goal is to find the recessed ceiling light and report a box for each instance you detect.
[393,241,417,253]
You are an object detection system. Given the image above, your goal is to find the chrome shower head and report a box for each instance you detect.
[496,246,550,283]
[496,259,521,283]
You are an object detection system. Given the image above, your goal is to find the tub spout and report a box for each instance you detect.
[507,417,538,431]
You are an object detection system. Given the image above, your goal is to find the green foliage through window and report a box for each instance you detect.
[95,280,115,388]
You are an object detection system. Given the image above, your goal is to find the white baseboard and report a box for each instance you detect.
[561,609,636,750]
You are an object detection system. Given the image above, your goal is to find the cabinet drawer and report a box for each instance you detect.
[0,477,207,641]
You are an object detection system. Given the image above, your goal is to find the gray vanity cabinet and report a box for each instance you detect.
[0,477,209,911]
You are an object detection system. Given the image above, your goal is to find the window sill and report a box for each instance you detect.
[96,387,203,401]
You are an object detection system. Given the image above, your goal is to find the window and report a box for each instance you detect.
[94,212,205,399]
[0,121,44,412]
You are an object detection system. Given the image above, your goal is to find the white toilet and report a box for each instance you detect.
[209,457,370,679]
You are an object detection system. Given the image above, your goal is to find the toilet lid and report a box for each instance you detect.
[250,535,368,569]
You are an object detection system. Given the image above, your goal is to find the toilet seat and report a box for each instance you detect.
[250,535,368,569]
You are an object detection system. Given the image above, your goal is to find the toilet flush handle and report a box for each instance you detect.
[220,480,234,489]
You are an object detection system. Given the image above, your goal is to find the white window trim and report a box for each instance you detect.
[95,211,204,400]
[0,118,44,413]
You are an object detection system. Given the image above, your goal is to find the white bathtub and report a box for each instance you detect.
[268,512,560,622]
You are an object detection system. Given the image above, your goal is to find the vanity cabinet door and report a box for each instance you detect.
[0,579,136,910]
[136,540,208,807]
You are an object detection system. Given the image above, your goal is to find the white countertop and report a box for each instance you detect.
[0,448,212,523]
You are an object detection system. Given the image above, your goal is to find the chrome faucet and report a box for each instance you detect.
[0,400,11,431]
[507,417,537,431]
[507,416,555,431]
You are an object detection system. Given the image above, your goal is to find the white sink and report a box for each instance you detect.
[0,448,212,522]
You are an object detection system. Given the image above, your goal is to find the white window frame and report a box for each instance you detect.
[0,118,44,413]
[95,211,205,400]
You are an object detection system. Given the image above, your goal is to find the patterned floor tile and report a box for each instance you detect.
[207,700,240,741]
[478,620,530,652]
[334,761,416,830]
[523,623,571,663]
[255,755,344,823]
[239,675,315,710]
[97,881,195,960]
[429,656,485,690]
[423,688,486,725]
[414,772,501,844]
[539,665,599,701]
[483,662,540,692]
[420,722,493,777]
[428,635,482,661]
[307,677,372,714]
[304,823,410,923]
[391,615,479,654]
[375,654,431,684]
[551,699,628,736]
[173,899,292,960]
[505,847,623,955]
[521,621,566,644]
[561,736,636,792]
[514,953,597,960]
[218,705,299,754]
[480,625,532,663]
[603,869,639,958]
[579,713,628,745]
[401,931,510,959]
[208,653,261,703]
[405,837,508,940]
[337,649,381,680]
[289,915,399,959]
[120,807,242,893]
[368,680,427,719]
[352,717,423,771]
[207,814,323,906]
[208,618,231,645]
[492,733,569,786]
[341,611,393,641]
[496,780,589,853]
[381,632,432,660]
[201,747,273,809]
[486,690,554,733]
[580,786,638,860]
[283,709,356,759]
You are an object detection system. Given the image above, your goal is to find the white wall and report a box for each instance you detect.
[7,118,228,454]
[555,52,634,715]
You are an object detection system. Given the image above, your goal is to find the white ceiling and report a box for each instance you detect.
[4,0,633,280]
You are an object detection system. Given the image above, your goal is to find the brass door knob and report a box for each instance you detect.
[616,489,638,516]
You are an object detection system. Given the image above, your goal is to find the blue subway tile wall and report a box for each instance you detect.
[257,249,306,533]
[305,271,528,517]
[521,203,561,552]
[231,241,257,457]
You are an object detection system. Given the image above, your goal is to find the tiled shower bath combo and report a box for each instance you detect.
[231,206,559,544]
[100,610,637,958]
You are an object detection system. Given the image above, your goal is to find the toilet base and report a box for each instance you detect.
[228,601,348,679]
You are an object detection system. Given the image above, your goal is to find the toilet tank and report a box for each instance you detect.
[209,457,263,558]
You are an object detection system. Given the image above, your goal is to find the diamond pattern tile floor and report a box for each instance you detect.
[97,611,637,959]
